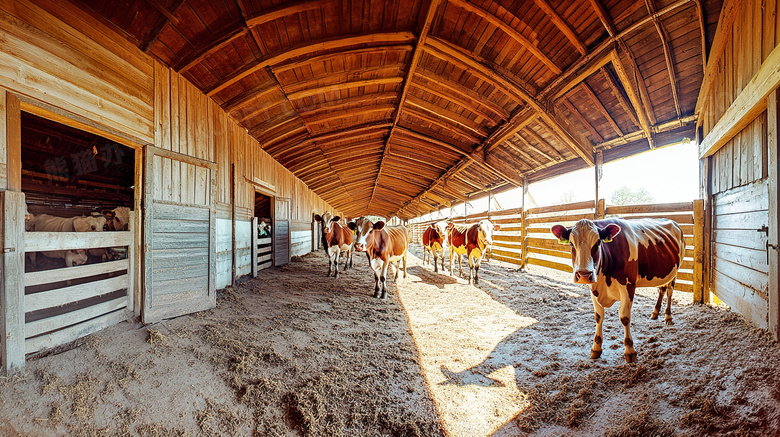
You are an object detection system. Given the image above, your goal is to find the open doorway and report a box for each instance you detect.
[254,191,273,271]
[20,112,137,355]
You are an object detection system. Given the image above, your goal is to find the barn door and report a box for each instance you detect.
[143,145,216,323]
[274,198,290,266]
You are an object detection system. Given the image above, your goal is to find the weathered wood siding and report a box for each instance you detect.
[699,0,779,329]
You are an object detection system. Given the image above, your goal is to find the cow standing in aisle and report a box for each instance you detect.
[314,212,354,278]
[422,221,448,273]
[361,221,408,300]
[349,216,373,263]
[447,219,500,285]
[550,218,685,363]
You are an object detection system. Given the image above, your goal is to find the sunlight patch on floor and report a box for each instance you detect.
[398,252,538,437]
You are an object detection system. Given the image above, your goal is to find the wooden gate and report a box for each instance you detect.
[143,146,216,324]
[274,198,290,266]
[251,217,273,276]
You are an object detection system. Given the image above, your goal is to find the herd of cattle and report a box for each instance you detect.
[315,212,686,363]
[314,213,501,299]
[23,206,131,268]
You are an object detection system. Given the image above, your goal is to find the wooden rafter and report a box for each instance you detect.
[300,105,395,126]
[579,81,623,136]
[141,0,185,52]
[286,77,404,101]
[403,106,483,144]
[176,0,329,72]
[616,40,657,125]
[296,93,398,117]
[695,0,740,116]
[222,83,281,113]
[412,73,508,122]
[368,0,442,210]
[447,0,562,74]
[561,98,604,143]
[532,0,587,55]
[694,0,707,73]
[645,0,681,118]
[205,32,415,97]
[600,67,640,128]
[405,97,491,137]
[514,133,557,163]
[610,50,655,149]
[588,0,616,37]
[272,45,414,74]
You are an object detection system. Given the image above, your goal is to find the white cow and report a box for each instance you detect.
[27,212,107,267]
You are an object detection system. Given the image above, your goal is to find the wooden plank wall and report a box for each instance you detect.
[699,0,777,329]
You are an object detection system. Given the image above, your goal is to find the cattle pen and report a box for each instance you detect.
[2,0,780,435]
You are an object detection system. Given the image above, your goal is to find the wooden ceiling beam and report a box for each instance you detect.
[273,44,414,74]
[368,0,442,212]
[414,70,510,120]
[205,31,415,97]
[300,105,395,126]
[520,127,565,162]
[645,0,682,118]
[600,67,640,128]
[610,50,655,149]
[502,139,542,170]
[286,76,404,101]
[694,0,708,73]
[296,93,397,118]
[695,0,740,117]
[403,108,482,144]
[222,83,281,113]
[405,97,491,137]
[579,82,623,136]
[447,0,562,74]
[176,0,328,71]
[616,40,657,125]
[561,98,603,143]
[588,0,617,37]
[141,0,185,52]
[394,127,472,157]
[532,0,587,55]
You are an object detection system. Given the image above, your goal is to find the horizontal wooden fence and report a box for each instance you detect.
[409,199,704,299]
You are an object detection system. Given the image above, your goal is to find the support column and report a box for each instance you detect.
[520,177,528,269]
[767,89,780,339]
[595,150,603,219]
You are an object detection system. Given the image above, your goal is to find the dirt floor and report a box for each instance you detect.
[2,245,780,436]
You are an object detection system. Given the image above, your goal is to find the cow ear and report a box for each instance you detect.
[551,224,571,244]
[347,222,356,231]
[373,221,386,230]
[599,224,621,243]
[333,215,341,222]
[493,224,501,231]
[314,214,322,223]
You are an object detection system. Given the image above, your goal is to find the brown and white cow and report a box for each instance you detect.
[422,221,448,273]
[447,219,500,285]
[551,218,685,363]
[363,221,408,300]
[349,216,373,263]
[314,212,354,278]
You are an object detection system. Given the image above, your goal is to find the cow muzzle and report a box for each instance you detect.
[574,269,596,284]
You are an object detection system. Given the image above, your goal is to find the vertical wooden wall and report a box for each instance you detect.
[699,0,780,330]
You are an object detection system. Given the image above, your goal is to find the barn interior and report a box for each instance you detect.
[254,191,272,232]
[64,0,721,220]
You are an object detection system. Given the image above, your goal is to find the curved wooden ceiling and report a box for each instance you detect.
[69,0,722,219]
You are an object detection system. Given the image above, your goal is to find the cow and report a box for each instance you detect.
[26,213,107,268]
[550,218,685,363]
[362,221,408,300]
[349,216,373,263]
[314,212,354,278]
[446,219,500,285]
[102,206,131,231]
[258,220,271,238]
[422,221,448,273]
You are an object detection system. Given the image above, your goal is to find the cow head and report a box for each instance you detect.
[349,216,374,252]
[551,219,621,284]
[102,207,131,231]
[314,212,340,234]
[74,216,107,232]
[430,221,448,242]
[476,219,501,247]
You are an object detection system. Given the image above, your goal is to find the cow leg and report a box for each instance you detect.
[467,254,475,285]
[590,294,606,360]
[620,284,637,363]
[373,269,381,298]
[440,249,446,273]
[651,285,665,320]
[432,251,438,273]
[664,281,674,325]
[402,252,407,279]
[448,248,454,277]
[343,249,351,271]
[474,257,481,285]
[380,261,390,300]
[333,250,341,279]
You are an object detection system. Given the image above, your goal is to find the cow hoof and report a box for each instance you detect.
[665,318,673,326]
[650,311,659,320]
[590,349,602,359]
[624,352,638,363]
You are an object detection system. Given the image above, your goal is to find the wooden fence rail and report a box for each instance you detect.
[409,199,704,300]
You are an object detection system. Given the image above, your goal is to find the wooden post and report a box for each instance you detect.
[231,164,236,286]
[464,198,468,225]
[767,88,780,339]
[594,151,603,219]
[596,198,605,219]
[2,91,21,191]
[252,217,258,277]
[520,177,528,269]
[2,191,26,375]
[693,199,705,303]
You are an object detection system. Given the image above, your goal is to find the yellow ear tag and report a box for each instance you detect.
[558,239,569,245]
[602,237,612,243]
